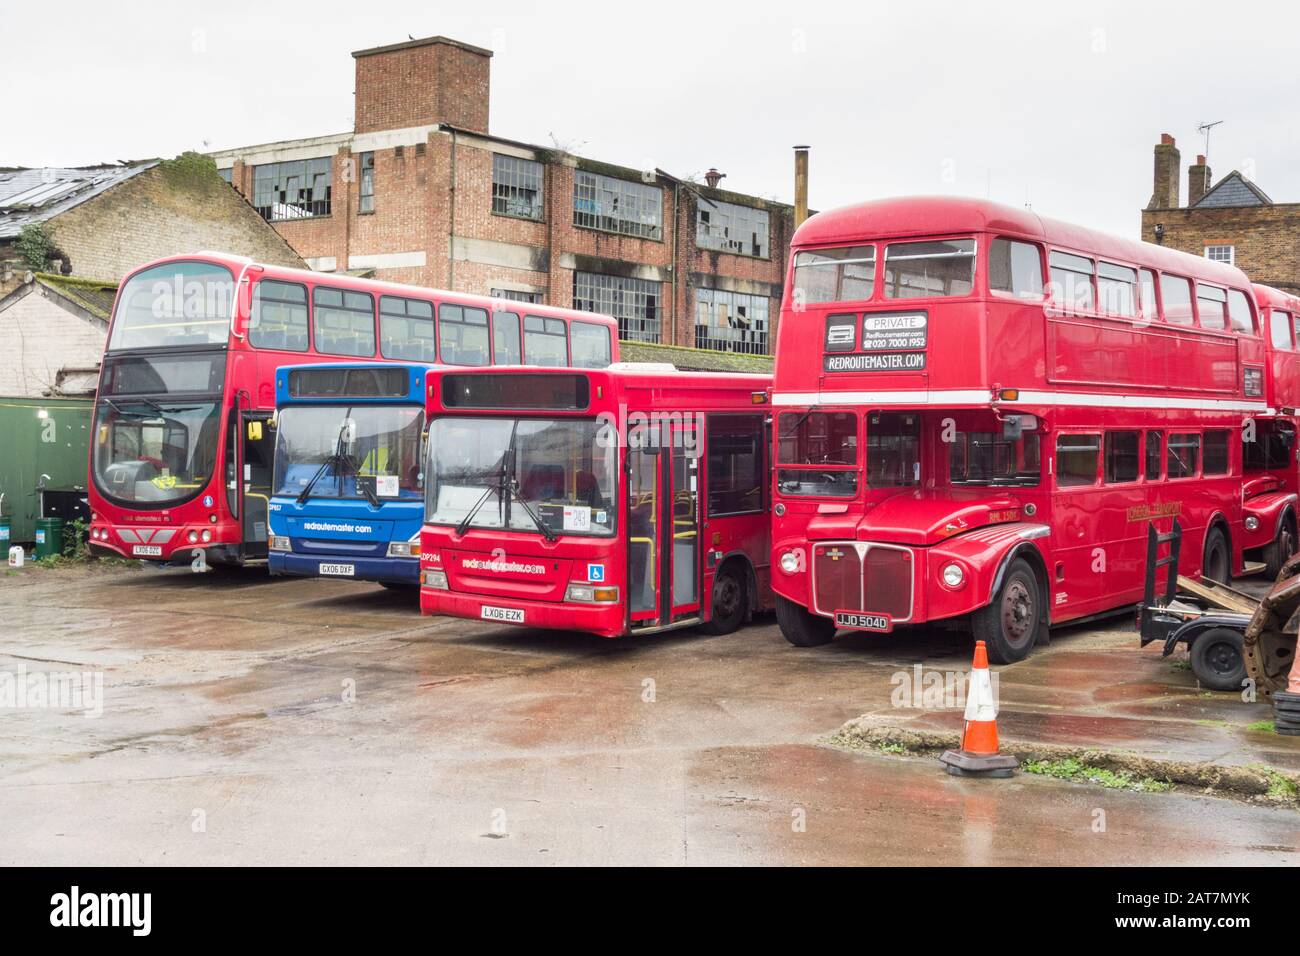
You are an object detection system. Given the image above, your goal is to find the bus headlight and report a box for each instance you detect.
[187,530,199,544]
[423,569,448,590]
[565,583,620,604]
[387,541,418,558]
[1245,516,1260,531]
[941,563,966,588]
[779,550,801,574]
[269,536,291,552]
[201,529,212,543]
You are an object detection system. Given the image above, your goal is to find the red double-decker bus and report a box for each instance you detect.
[419,365,773,637]
[1241,283,1300,575]
[86,252,618,568]
[770,196,1270,663]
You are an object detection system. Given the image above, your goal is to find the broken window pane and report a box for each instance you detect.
[573,271,661,343]
[253,158,333,221]
[695,288,769,354]
[572,171,662,240]
[492,154,544,220]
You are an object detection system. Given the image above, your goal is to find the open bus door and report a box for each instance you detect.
[239,410,275,561]
[627,420,702,631]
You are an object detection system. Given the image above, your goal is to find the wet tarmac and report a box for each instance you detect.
[1,562,1298,865]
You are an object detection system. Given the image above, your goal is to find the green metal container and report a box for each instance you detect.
[34,517,64,560]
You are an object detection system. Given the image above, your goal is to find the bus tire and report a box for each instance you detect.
[1264,516,1297,581]
[776,596,835,647]
[1203,526,1230,585]
[1188,627,1246,692]
[974,558,1040,665]
[702,563,748,635]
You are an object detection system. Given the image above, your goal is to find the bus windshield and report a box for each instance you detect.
[93,398,221,504]
[108,261,236,351]
[948,422,1041,487]
[426,417,617,537]
[273,405,425,501]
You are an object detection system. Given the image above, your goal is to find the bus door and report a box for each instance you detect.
[240,410,275,559]
[627,420,702,628]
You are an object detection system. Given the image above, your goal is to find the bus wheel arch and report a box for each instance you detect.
[1203,517,1232,584]
[978,544,1050,663]
[1264,508,1298,579]
[703,554,754,635]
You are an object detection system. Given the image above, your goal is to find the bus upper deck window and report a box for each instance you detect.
[988,239,1043,299]
[792,246,875,304]
[884,239,975,299]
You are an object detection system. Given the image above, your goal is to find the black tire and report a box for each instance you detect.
[1189,627,1246,692]
[702,563,748,635]
[973,558,1041,665]
[776,595,835,647]
[1202,526,1230,585]
[1264,517,1297,580]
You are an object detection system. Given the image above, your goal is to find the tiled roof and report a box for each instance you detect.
[1193,171,1273,208]
[0,162,158,238]
[35,273,118,322]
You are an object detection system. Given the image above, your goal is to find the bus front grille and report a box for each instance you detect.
[811,541,914,622]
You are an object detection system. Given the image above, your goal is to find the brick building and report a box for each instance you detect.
[0,155,303,297]
[210,35,794,356]
[1141,133,1300,293]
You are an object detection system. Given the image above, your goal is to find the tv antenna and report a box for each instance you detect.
[1197,120,1224,162]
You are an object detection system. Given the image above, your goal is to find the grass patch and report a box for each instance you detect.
[1246,720,1276,733]
[1195,719,1232,728]
[1170,660,1192,671]
[876,742,909,755]
[1251,766,1299,800]
[1022,757,1172,793]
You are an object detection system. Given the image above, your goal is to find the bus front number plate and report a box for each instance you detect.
[320,563,355,577]
[481,605,525,624]
[132,545,162,557]
[834,611,892,632]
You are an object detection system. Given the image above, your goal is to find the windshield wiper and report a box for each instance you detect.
[508,479,557,542]
[501,421,558,543]
[454,469,507,536]
[297,411,356,505]
[778,404,820,441]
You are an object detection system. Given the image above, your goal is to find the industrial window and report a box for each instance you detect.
[1203,430,1230,475]
[697,199,769,258]
[524,315,568,366]
[358,152,375,214]
[1097,262,1138,317]
[1271,310,1293,349]
[312,287,375,357]
[1205,244,1234,265]
[491,288,543,304]
[866,412,921,488]
[217,167,233,184]
[792,245,875,303]
[695,288,769,354]
[1196,284,1228,331]
[1228,289,1255,334]
[1104,431,1140,483]
[492,154,544,220]
[1168,433,1201,479]
[885,239,976,299]
[1160,274,1194,325]
[707,415,765,516]
[438,304,490,366]
[572,171,663,240]
[379,295,435,361]
[250,280,309,352]
[1056,434,1100,487]
[492,311,521,364]
[1145,431,1163,480]
[573,271,661,343]
[1048,251,1095,312]
[988,238,1044,298]
[253,158,332,220]
[570,320,612,368]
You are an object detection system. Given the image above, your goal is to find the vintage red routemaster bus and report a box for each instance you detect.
[770,196,1272,663]
[419,365,773,637]
[86,252,619,568]
[1240,283,1300,575]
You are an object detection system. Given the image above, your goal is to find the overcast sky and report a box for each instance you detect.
[6,0,1298,237]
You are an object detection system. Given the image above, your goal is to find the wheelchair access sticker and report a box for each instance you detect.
[587,563,605,583]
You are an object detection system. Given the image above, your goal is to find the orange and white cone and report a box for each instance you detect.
[939,641,1019,777]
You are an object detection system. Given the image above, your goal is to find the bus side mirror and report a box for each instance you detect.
[247,421,263,441]
[1002,416,1023,440]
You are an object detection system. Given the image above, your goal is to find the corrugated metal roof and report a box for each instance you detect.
[1193,171,1273,208]
[0,162,158,238]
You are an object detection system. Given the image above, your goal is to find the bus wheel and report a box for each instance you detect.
[1264,518,1297,580]
[974,558,1040,665]
[1189,627,1246,692]
[776,596,835,647]
[703,564,748,635]
[1203,527,1230,584]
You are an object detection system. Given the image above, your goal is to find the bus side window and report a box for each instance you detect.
[1056,434,1101,487]
[1203,430,1230,475]
[706,415,765,516]
[1139,269,1159,321]
[1145,431,1163,480]
[1104,431,1139,483]
[1048,252,1095,313]
[1227,289,1255,334]
[492,311,521,364]
[1271,310,1293,350]
[988,238,1043,299]
[1168,433,1201,478]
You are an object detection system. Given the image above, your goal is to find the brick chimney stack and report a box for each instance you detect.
[1188,154,1212,207]
[1149,133,1181,209]
[352,35,493,134]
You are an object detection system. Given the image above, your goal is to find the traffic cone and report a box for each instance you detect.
[939,641,1019,777]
